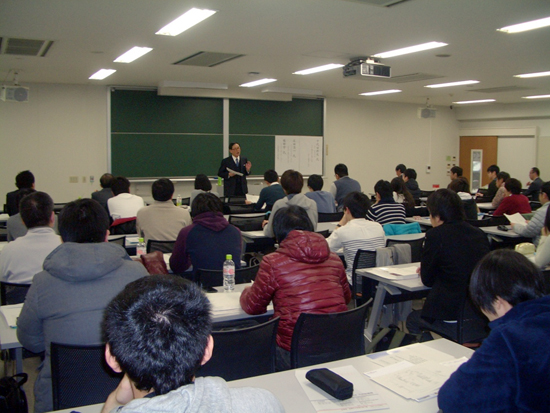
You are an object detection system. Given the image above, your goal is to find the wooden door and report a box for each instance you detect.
[459,136,498,190]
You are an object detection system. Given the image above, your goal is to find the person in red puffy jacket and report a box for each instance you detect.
[240,205,351,371]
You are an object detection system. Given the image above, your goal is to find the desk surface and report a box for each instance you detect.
[476,202,496,211]
[357,263,427,292]
[242,222,337,239]
[49,339,472,413]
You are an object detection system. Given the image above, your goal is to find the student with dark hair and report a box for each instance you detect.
[263,169,318,238]
[17,198,148,413]
[190,174,213,206]
[406,189,490,341]
[493,178,532,216]
[6,188,36,241]
[305,174,337,213]
[253,169,285,211]
[0,191,61,289]
[136,178,191,243]
[403,168,421,199]
[367,180,406,224]
[438,250,550,412]
[449,166,463,181]
[535,206,550,268]
[327,192,385,283]
[395,164,407,178]
[170,193,242,275]
[391,177,415,209]
[524,166,543,200]
[102,276,284,412]
[218,142,252,197]
[241,205,351,370]
[484,164,500,200]
[92,173,114,211]
[512,181,550,245]
[491,171,511,208]
[330,163,362,211]
[6,170,35,216]
[107,176,144,219]
[448,176,478,220]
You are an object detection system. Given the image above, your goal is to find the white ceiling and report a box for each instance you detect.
[1,0,550,106]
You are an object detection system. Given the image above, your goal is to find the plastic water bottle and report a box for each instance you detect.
[136,237,146,257]
[223,254,235,292]
[176,194,182,206]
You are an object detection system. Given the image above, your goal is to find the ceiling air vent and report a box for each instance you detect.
[173,51,245,67]
[468,86,532,94]
[0,37,54,57]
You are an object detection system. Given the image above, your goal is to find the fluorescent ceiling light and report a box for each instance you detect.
[159,80,228,90]
[239,78,277,87]
[498,16,550,33]
[522,94,550,99]
[156,8,217,36]
[373,41,447,58]
[293,64,344,75]
[452,99,496,104]
[360,89,402,96]
[262,87,323,96]
[514,71,550,78]
[425,80,479,88]
[114,47,153,63]
[89,69,116,80]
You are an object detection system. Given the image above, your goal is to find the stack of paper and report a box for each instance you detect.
[369,266,419,280]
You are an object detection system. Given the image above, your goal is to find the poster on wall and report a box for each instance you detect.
[275,135,323,175]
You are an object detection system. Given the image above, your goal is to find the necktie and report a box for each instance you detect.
[236,157,239,166]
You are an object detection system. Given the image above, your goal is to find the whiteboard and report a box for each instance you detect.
[497,136,536,187]
[275,135,323,175]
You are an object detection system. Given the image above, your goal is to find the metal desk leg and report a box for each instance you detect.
[365,283,387,342]
[15,347,23,374]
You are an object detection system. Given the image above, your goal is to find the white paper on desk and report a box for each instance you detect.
[504,213,527,225]
[296,365,389,412]
[226,167,244,176]
[385,266,419,277]
[1,306,21,327]
[366,343,455,367]
[370,268,418,281]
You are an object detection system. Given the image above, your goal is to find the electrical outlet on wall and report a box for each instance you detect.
[426,165,431,174]
[90,176,94,184]
[82,176,87,183]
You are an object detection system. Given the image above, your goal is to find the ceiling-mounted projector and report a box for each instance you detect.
[343,58,391,79]
[418,107,436,119]
[1,85,29,102]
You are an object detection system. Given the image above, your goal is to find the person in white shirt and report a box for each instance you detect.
[326,191,386,284]
[107,176,145,220]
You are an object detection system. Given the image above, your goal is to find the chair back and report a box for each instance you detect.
[315,229,330,238]
[351,249,377,304]
[0,282,31,305]
[146,239,176,254]
[196,317,280,381]
[386,238,424,263]
[229,215,264,231]
[466,217,492,227]
[318,212,343,223]
[290,303,369,369]
[110,217,137,235]
[222,196,247,205]
[107,235,126,247]
[196,265,259,291]
[51,343,122,410]
[224,204,256,214]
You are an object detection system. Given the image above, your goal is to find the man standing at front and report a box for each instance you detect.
[218,142,252,197]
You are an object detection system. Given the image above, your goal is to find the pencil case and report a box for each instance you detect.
[305,368,354,400]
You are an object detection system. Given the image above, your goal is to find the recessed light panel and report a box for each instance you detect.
[293,64,344,75]
[452,99,495,104]
[498,16,550,33]
[514,71,550,78]
[239,78,277,87]
[373,41,447,58]
[522,94,550,99]
[425,80,479,88]
[89,69,116,80]
[114,47,153,63]
[360,89,402,96]
[156,8,217,36]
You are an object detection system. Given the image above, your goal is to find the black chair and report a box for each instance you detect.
[289,302,369,369]
[196,317,280,381]
[107,235,126,248]
[224,204,256,214]
[316,229,330,238]
[51,343,123,410]
[351,249,377,305]
[0,282,31,305]
[318,212,343,223]
[110,217,137,235]
[386,238,424,263]
[229,215,264,231]
[181,197,190,206]
[221,196,247,205]
[146,239,176,254]
[196,265,260,291]
[466,217,493,227]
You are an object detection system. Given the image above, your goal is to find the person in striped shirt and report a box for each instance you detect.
[367,180,406,225]
[326,191,386,284]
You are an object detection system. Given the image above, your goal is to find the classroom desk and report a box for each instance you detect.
[0,283,271,374]
[386,233,425,242]
[241,221,337,239]
[405,216,432,228]
[476,202,496,211]
[357,263,429,341]
[49,338,473,413]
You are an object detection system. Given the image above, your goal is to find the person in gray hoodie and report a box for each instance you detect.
[101,275,284,413]
[17,198,148,413]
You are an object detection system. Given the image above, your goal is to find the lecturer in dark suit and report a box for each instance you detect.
[218,142,252,197]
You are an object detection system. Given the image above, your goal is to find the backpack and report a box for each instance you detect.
[0,373,28,413]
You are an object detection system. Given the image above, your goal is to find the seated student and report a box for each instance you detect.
[477,164,500,200]
[17,198,148,413]
[101,276,284,413]
[491,171,510,208]
[403,168,422,200]
[170,193,242,275]
[305,174,337,213]
[512,181,550,246]
[253,169,285,211]
[493,178,532,216]
[406,189,490,342]
[107,176,145,220]
[390,177,416,216]
[438,250,550,412]
[524,167,543,200]
[190,173,212,206]
[327,192,386,284]
[91,173,114,211]
[6,188,35,241]
[263,170,318,238]
[329,163,362,211]
[367,180,406,225]
[449,166,463,181]
[241,205,351,371]
[448,176,478,220]
[5,170,35,216]
[535,205,550,269]
[395,163,406,179]
[136,178,191,243]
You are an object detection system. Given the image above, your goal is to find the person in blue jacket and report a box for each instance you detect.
[438,249,550,412]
